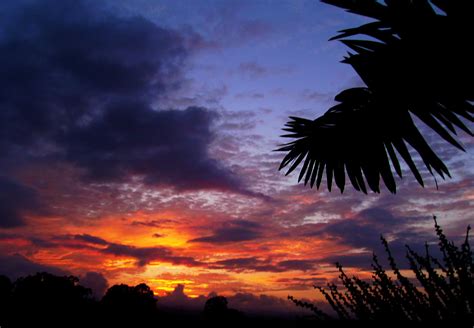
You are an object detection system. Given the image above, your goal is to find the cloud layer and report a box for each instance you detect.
[0,0,252,227]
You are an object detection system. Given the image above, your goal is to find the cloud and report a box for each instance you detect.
[0,177,46,228]
[236,61,293,79]
[0,254,68,280]
[208,257,317,273]
[23,233,201,268]
[306,207,444,269]
[306,207,419,249]
[157,284,207,312]
[0,0,249,198]
[62,105,245,193]
[72,234,108,246]
[157,284,315,317]
[79,271,109,299]
[300,89,333,102]
[238,62,267,77]
[131,219,175,228]
[234,92,265,99]
[274,277,328,291]
[203,5,274,48]
[189,220,262,244]
[276,260,317,272]
[88,237,201,267]
[209,257,276,272]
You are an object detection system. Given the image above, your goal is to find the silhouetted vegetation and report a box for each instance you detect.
[0,272,310,328]
[1,272,95,327]
[278,0,473,193]
[102,283,156,312]
[289,217,473,324]
[203,295,245,322]
[101,283,159,326]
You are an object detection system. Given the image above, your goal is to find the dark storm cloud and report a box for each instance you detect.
[0,0,248,197]
[0,0,185,151]
[21,233,201,268]
[63,105,245,192]
[102,243,171,266]
[0,177,46,228]
[308,208,445,269]
[209,257,275,272]
[72,234,108,246]
[0,254,68,280]
[209,257,317,273]
[306,207,421,250]
[188,220,262,244]
[73,236,202,267]
[276,259,316,272]
[321,253,374,270]
[96,240,201,267]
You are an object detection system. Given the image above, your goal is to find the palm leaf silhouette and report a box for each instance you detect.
[278,0,473,193]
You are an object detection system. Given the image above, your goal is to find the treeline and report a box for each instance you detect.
[0,273,252,327]
[0,271,314,328]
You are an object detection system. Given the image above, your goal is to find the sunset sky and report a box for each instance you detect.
[0,0,472,314]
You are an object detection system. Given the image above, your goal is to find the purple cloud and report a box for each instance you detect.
[80,271,109,299]
[0,254,68,280]
[208,257,317,273]
[0,0,253,206]
[0,177,46,228]
[189,220,263,244]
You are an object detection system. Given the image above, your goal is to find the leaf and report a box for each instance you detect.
[276,0,473,193]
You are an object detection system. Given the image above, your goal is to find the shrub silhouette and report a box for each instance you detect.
[289,217,473,323]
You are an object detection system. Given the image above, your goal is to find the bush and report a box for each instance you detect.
[289,216,473,323]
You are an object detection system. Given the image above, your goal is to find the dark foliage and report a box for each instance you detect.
[278,0,473,193]
[1,272,95,327]
[100,283,159,326]
[289,217,474,323]
[0,274,159,327]
[203,295,245,322]
[102,283,157,313]
[0,273,310,327]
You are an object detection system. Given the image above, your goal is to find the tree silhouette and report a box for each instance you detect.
[6,272,94,327]
[278,0,473,193]
[203,295,245,322]
[101,283,158,324]
[289,217,474,323]
[0,275,12,326]
[204,295,229,314]
[102,283,156,311]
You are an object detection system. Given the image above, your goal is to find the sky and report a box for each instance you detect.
[0,0,472,315]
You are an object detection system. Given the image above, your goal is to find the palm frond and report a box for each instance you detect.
[278,0,473,193]
[277,88,452,193]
